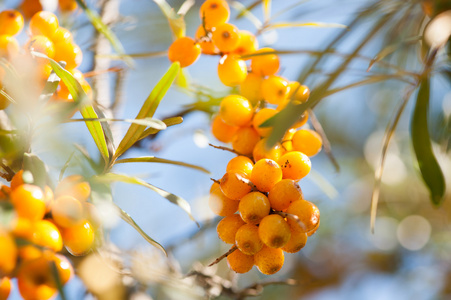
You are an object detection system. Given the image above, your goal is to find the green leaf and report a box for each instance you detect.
[153,0,188,39]
[262,0,271,22]
[23,153,49,189]
[115,156,209,174]
[138,116,183,141]
[113,62,180,160]
[230,1,263,30]
[410,77,446,205]
[368,36,421,71]
[40,70,62,102]
[67,117,167,129]
[94,173,198,225]
[263,22,347,32]
[176,68,190,88]
[74,0,133,67]
[50,260,67,300]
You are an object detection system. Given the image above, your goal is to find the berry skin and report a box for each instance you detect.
[53,40,83,69]
[258,214,291,248]
[209,183,239,216]
[261,75,289,105]
[227,248,254,273]
[232,126,260,156]
[239,72,263,104]
[235,223,263,255]
[226,156,254,177]
[20,0,43,20]
[62,220,95,256]
[292,129,323,157]
[53,254,74,284]
[10,184,46,221]
[251,159,282,193]
[253,138,284,162]
[168,37,201,68]
[199,0,230,29]
[55,175,91,202]
[211,23,240,53]
[59,0,78,12]
[211,114,238,143]
[31,220,63,252]
[29,11,59,38]
[0,35,20,58]
[268,179,303,211]
[0,277,11,300]
[51,27,73,45]
[238,192,270,225]
[282,229,307,253]
[0,231,17,275]
[281,128,296,152]
[286,200,320,233]
[195,25,217,55]
[287,81,310,103]
[250,47,280,77]
[217,54,247,87]
[278,151,311,181]
[0,10,24,36]
[216,214,245,244]
[252,108,278,137]
[219,94,253,127]
[254,245,284,275]
[233,30,258,56]
[26,35,56,58]
[10,169,25,190]
[51,195,85,228]
[220,171,252,200]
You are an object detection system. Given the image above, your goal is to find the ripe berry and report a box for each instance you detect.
[17,256,59,300]
[219,171,252,200]
[258,214,291,248]
[281,128,296,152]
[29,11,59,38]
[287,81,310,103]
[219,94,253,127]
[195,25,217,55]
[292,129,323,156]
[167,37,201,68]
[286,200,320,233]
[238,192,270,225]
[26,35,56,58]
[20,0,43,20]
[10,169,25,190]
[250,47,279,76]
[199,0,230,29]
[55,175,91,202]
[227,248,254,273]
[235,223,263,255]
[268,179,303,211]
[232,126,260,155]
[211,23,240,53]
[254,245,284,275]
[59,0,78,12]
[0,231,17,275]
[252,138,284,162]
[239,72,263,104]
[282,229,307,253]
[278,151,311,181]
[62,220,95,256]
[51,27,73,45]
[0,35,20,58]
[53,40,83,69]
[226,156,254,177]
[0,277,11,300]
[217,54,247,87]
[0,10,24,36]
[216,214,245,244]
[252,108,278,137]
[209,183,239,216]
[10,184,46,221]
[31,220,63,252]
[261,75,289,105]
[211,114,238,143]
[233,30,258,56]
[250,159,282,192]
[51,195,85,228]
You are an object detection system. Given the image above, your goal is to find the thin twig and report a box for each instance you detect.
[208,246,237,267]
[0,162,15,181]
[208,143,249,157]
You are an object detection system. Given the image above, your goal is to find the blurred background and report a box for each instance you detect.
[2,0,451,299]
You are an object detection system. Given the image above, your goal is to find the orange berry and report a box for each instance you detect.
[233,30,258,56]
[307,220,320,236]
[250,47,279,76]
[168,37,201,68]
[0,185,9,200]
[278,151,311,181]
[26,35,55,58]
[209,184,239,216]
[199,0,230,29]
[53,40,83,69]
[51,27,73,44]
[216,214,245,244]
[20,0,43,20]
[211,23,240,53]
[286,200,320,233]
[281,128,296,152]
[217,54,247,87]
[62,220,95,256]
[0,35,20,58]
[29,11,59,38]
[195,25,217,55]
[252,108,278,137]
[17,245,42,262]
[250,159,282,192]
[55,175,91,202]
[226,156,254,177]
[268,179,303,211]
[261,75,289,105]
[232,126,260,156]
[211,114,239,143]
[282,229,307,253]
[0,10,24,36]
[59,0,78,12]
[43,186,54,213]
[292,110,309,128]
[0,231,17,275]
[292,129,323,156]
[52,195,85,228]
[287,81,310,103]
[258,214,291,248]
[219,94,253,127]
[238,192,270,225]
[253,138,284,162]
[0,277,12,300]
[10,169,25,190]
[235,224,263,255]
[53,254,73,284]
[227,248,254,273]
[12,217,34,240]
[254,245,284,275]
[219,171,252,200]
[239,72,263,104]
[31,220,63,252]
[10,184,46,221]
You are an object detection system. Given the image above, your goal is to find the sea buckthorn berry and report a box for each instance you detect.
[62,220,95,256]
[281,128,296,152]
[253,138,283,162]
[59,0,78,12]
[233,30,258,56]
[239,72,263,104]
[232,126,260,155]
[12,217,34,239]
[43,186,54,213]
[0,35,20,58]
[219,94,253,127]
[55,175,91,202]
[52,196,85,228]
[217,54,247,87]
[254,245,284,275]
[253,108,278,137]
[53,254,73,284]
[0,277,11,300]
[209,185,239,216]
[251,159,282,192]
[216,214,245,244]
[168,37,201,68]
[292,129,323,156]
[258,214,291,248]
[292,110,309,128]
[20,0,43,20]
[235,224,263,255]
[286,200,320,233]
[51,27,73,44]
[53,40,83,69]
[18,245,42,262]
[227,248,254,273]
[220,171,252,200]
[261,75,289,105]
[211,23,240,53]
[287,81,310,103]
[26,35,55,58]
[0,10,24,36]
[238,192,270,225]
[29,11,59,38]
[268,179,303,211]
[250,47,280,76]
[199,0,230,29]
[195,25,217,55]
[11,169,25,190]
[210,182,220,193]
[0,185,9,200]
[0,231,17,275]
[10,184,46,221]
[307,220,320,236]
[226,156,254,177]
[282,229,307,253]
[279,151,311,181]
[31,220,63,252]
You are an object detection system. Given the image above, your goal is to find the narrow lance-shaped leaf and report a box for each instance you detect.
[153,0,187,39]
[114,62,180,160]
[262,0,271,23]
[263,22,347,32]
[138,116,183,141]
[410,77,446,205]
[115,156,210,174]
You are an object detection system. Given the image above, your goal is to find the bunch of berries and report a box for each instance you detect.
[0,172,97,299]
[20,0,78,20]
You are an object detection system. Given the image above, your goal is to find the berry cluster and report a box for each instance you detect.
[0,173,96,299]
[20,0,78,20]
